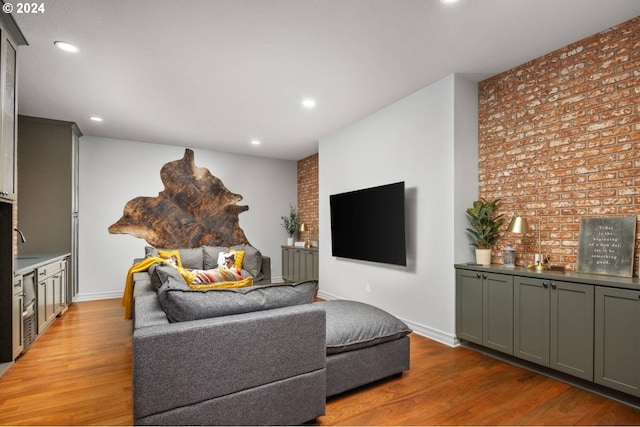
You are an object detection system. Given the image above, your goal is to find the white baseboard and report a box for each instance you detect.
[73,291,122,302]
[316,289,459,348]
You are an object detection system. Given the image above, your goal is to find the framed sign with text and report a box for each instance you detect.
[577,217,636,277]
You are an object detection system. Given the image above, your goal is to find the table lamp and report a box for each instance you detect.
[507,215,549,270]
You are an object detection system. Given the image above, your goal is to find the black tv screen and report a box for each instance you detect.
[330,181,406,266]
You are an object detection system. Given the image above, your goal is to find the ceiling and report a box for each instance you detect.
[12,0,640,161]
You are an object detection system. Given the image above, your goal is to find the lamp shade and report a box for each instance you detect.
[508,216,529,234]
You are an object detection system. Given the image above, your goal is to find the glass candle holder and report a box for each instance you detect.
[503,244,516,267]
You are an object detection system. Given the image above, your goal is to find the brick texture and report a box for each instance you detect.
[478,16,640,273]
[297,153,319,244]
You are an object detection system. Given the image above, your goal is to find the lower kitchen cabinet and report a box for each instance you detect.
[594,286,640,397]
[37,258,66,334]
[12,276,23,360]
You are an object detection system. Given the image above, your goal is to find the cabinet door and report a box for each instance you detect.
[59,262,67,309]
[456,269,483,345]
[594,287,640,397]
[0,32,17,200]
[286,248,294,281]
[37,279,47,332]
[483,273,513,355]
[45,276,55,323]
[12,276,23,360]
[52,271,63,314]
[281,247,289,281]
[550,281,594,381]
[304,251,314,280]
[514,277,549,366]
[312,251,319,280]
[37,277,56,332]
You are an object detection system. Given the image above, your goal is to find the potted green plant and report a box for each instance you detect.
[466,198,504,265]
[281,205,299,246]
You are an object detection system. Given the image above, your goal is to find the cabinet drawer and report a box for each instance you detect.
[37,260,63,280]
[13,275,23,294]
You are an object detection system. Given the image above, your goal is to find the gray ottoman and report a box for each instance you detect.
[315,300,412,397]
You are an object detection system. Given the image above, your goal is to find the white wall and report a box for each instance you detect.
[77,136,297,301]
[454,74,480,261]
[318,74,478,346]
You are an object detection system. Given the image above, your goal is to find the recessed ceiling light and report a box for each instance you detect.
[90,116,103,122]
[440,0,459,4]
[54,41,79,53]
[251,139,261,146]
[301,98,316,109]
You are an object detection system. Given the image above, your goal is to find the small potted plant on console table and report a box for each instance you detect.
[466,198,504,265]
[281,205,299,246]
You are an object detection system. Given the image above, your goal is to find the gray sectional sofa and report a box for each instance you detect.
[131,245,411,425]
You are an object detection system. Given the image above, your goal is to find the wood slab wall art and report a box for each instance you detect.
[109,149,250,248]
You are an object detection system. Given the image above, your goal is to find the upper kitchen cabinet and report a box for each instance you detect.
[0,12,26,201]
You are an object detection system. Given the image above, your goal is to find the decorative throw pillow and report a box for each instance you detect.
[202,246,229,269]
[158,249,182,268]
[150,264,188,291]
[216,251,237,269]
[192,268,243,284]
[230,249,245,268]
[230,244,262,278]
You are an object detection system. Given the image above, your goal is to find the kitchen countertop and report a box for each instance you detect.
[15,253,71,275]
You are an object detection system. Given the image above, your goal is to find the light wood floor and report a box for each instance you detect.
[0,299,638,426]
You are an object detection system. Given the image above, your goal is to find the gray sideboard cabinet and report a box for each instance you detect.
[281,246,318,282]
[455,264,640,404]
[456,269,513,355]
[594,286,640,397]
[514,277,594,381]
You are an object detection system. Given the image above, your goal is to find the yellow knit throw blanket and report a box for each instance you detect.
[122,257,169,320]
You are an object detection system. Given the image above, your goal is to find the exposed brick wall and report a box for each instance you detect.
[297,153,319,244]
[478,16,640,273]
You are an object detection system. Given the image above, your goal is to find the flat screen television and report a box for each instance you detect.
[329,181,406,266]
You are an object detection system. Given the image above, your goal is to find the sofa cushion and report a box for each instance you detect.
[145,246,204,270]
[316,300,412,355]
[157,277,318,323]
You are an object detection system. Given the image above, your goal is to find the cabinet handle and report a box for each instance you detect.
[543,281,549,288]
[476,273,481,278]
[482,274,487,279]
[550,282,557,289]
